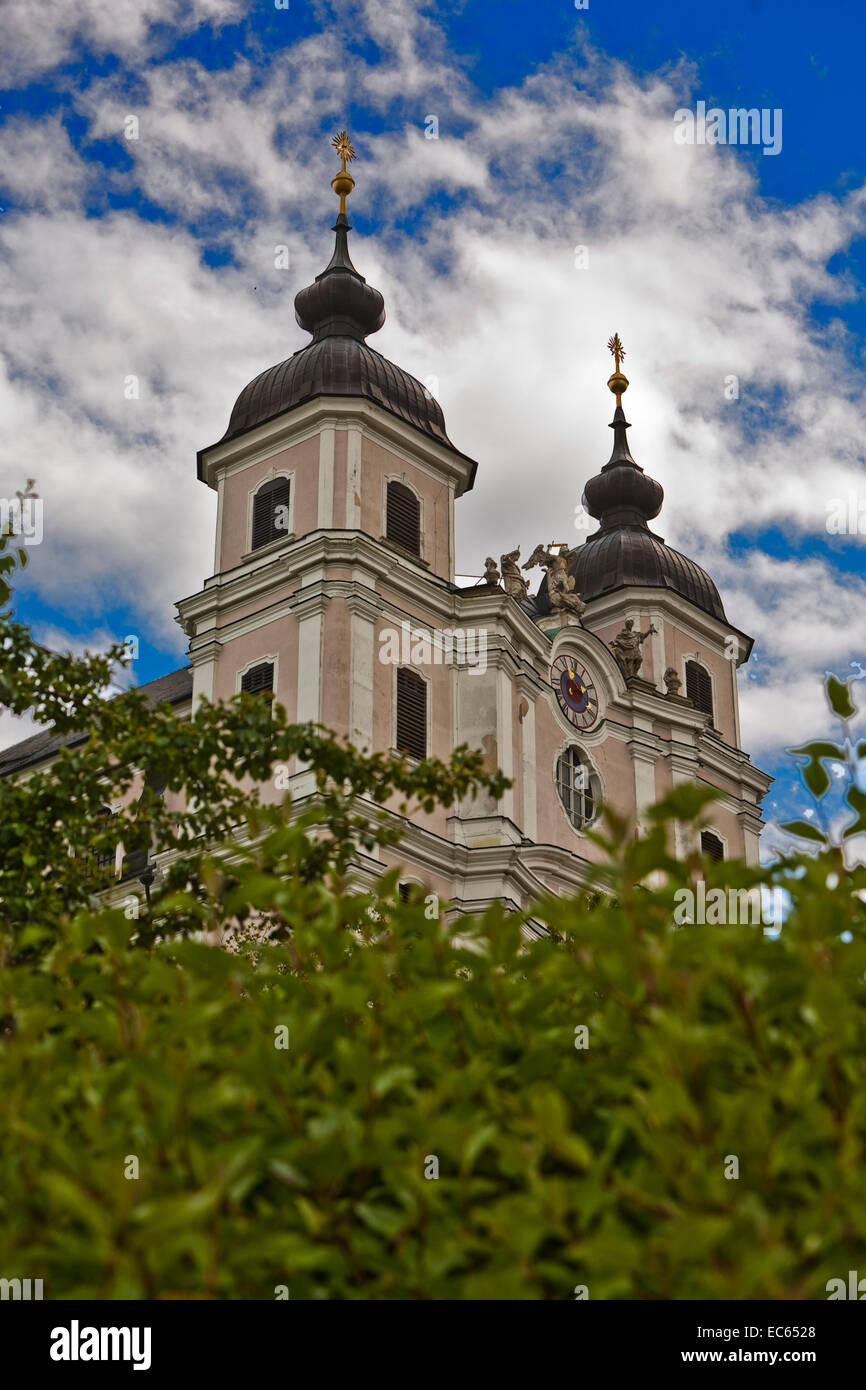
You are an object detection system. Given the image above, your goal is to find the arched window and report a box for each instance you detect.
[685,660,713,719]
[241,661,275,698]
[386,480,421,556]
[701,830,724,863]
[252,477,290,551]
[556,747,597,829]
[396,668,427,760]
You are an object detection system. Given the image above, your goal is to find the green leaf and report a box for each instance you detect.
[789,742,845,761]
[825,675,857,720]
[372,1064,416,1099]
[462,1123,499,1174]
[842,785,866,840]
[788,740,843,799]
[356,1202,408,1239]
[780,819,826,843]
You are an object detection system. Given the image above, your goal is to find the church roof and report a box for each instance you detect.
[569,527,727,621]
[221,333,457,453]
[0,666,193,777]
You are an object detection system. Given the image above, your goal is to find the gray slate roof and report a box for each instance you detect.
[0,666,193,777]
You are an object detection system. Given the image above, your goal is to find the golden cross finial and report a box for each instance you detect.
[607,333,626,372]
[330,130,357,214]
[606,332,629,404]
[331,130,356,171]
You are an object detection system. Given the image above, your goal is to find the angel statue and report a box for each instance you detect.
[483,556,501,588]
[523,543,585,623]
[610,618,657,679]
[499,547,529,600]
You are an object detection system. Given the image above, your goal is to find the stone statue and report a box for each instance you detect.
[523,543,585,622]
[483,556,501,587]
[610,618,657,678]
[500,547,529,600]
[663,666,682,696]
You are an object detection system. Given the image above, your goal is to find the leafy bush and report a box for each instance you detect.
[2,516,866,1299]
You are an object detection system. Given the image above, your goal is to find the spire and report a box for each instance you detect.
[582,334,664,533]
[604,332,637,468]
[330,130,356,214]
[293,131,386,344]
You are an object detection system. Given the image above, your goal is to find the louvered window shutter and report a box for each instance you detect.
[241,662,275,697]
[685,660,713,719]
[252,477,290,550]
[386,481,421,556]
[701,830,724,862]
[396,668,427,759]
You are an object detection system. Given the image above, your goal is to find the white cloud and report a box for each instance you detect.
[0,0,245,84]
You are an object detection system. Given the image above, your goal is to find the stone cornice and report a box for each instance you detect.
[176,530,555,654]
[583,585,754,666]
[197,396,477,496]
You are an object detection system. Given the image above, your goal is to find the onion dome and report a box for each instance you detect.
[218,131,465,460]
[293,211,385,343]
[527,335,726,623]
[568,527,727,622]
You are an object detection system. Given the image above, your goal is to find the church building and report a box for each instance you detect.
[1,133,772,915]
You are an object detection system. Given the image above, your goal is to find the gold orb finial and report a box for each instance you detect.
[331,130,356,213]
[606,332,629,404]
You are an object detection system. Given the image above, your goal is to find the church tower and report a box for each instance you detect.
[176,135,771,914]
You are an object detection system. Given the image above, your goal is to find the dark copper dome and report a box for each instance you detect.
[219,211,462,456]
[527,376,727,624]
[569,527,726,620]
[223,334,454,448]
[578,397,725,619]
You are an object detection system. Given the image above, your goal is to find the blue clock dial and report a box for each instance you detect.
[551,657,598,730]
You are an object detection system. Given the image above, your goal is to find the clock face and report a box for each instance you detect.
[551,656,599,730]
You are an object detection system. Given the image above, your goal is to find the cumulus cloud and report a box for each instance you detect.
[1,0,865,786]
[0,0,245,84]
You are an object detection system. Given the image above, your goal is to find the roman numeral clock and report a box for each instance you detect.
[550,654,599,731]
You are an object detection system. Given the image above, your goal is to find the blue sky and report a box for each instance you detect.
[1,0,864,854]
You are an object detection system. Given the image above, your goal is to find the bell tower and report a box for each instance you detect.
[177,134,476,810]
[521,335,772,864]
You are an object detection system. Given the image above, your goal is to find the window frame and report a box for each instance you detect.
[700,829,725,862]
[684,658,714,721]
[236,654,279,700]
[384,476,423,559]
[554,745,600,832]
[394,665,430,761]
[247,471,294,554]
